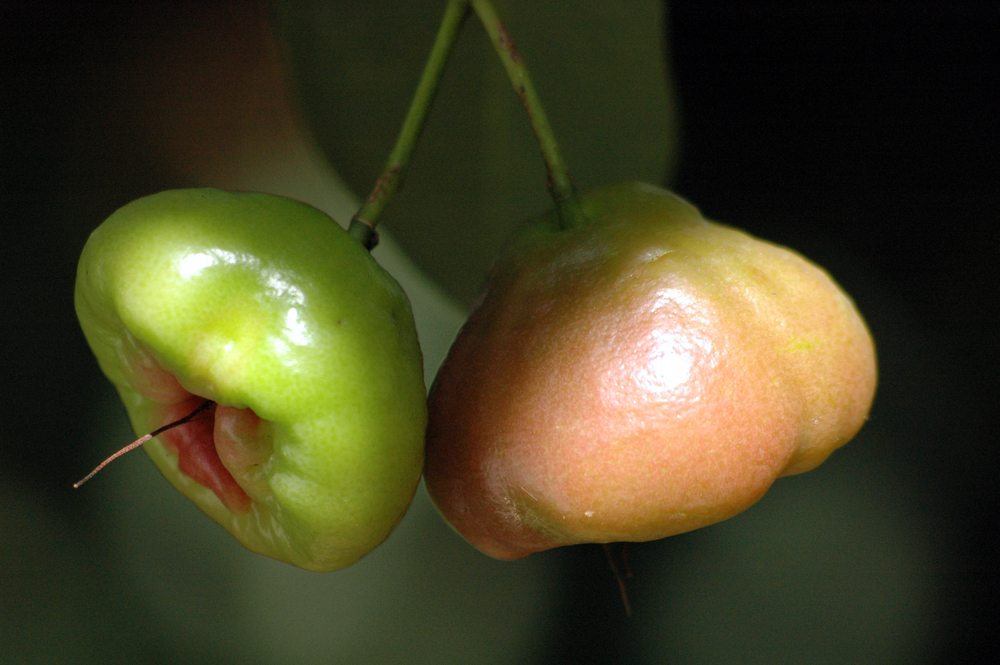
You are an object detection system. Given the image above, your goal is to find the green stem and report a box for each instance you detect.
[348,0,470,250]
[469,0,586,229]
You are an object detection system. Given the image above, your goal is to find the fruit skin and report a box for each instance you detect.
[75,189,426,571]
[425,181,876,560]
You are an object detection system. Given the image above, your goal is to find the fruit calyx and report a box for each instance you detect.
[157,394,255,513]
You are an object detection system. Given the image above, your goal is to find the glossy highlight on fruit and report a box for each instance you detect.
[76,189,426,571]
[425,181,876,559]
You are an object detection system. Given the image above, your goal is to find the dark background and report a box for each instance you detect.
[2,1,997,662]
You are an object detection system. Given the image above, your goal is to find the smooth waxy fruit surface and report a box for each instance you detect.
[425,181,876,559]
[76,189,426,571]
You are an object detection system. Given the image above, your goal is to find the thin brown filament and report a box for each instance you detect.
[602,542,633,617]
[73,400,214,489]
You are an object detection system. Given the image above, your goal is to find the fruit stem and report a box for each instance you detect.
[469,0,587,229]
[73,400,215,489]
[348,0,470,250]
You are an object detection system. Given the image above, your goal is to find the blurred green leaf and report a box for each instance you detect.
[273,0,677,304]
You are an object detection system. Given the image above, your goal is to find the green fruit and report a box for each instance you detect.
[425,181,877,559]
[75,189,426,571]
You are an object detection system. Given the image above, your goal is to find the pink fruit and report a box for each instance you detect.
[425,182,877,559]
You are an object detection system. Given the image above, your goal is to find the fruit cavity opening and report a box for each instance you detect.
[158,396,254,513]
[128,353,259,513]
